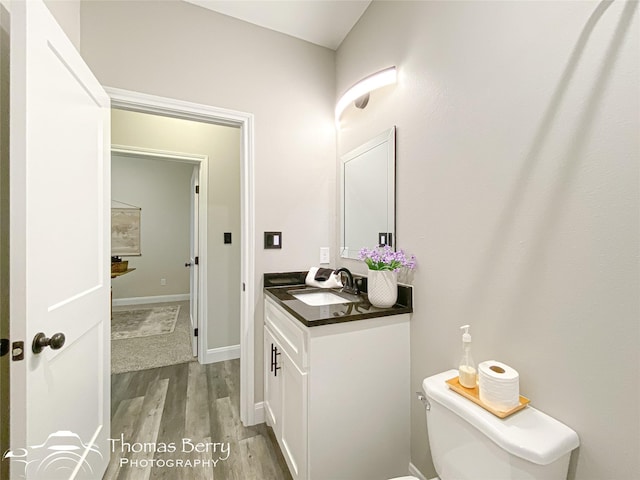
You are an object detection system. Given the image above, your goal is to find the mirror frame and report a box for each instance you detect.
[340,126,396,260]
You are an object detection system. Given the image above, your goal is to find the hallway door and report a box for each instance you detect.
[9,1,110,478]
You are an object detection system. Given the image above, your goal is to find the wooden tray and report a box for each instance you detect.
[445,376,530,419]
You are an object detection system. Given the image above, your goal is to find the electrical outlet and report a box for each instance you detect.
[320,247,330,264]
[160,278,167,286]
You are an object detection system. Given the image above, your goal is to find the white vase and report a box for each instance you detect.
[367,269,398,308]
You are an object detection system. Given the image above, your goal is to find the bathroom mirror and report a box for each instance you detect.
[340,126,396,260]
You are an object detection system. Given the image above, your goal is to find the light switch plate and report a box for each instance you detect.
[264,231,282,249]
[320,247,330,264]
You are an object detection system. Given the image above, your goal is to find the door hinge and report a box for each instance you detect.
[194,328,198,337]
[195,185,200,194]
[242,282,246,292]
[194,256,199,265]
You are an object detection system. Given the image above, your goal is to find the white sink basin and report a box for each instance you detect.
[292,291,349,307]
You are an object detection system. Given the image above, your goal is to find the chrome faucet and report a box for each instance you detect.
[336,267,359,295]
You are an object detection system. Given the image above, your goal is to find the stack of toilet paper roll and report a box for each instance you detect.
[478,361,520,411]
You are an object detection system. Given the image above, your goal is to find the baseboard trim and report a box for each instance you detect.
[253,401,265,424]
[204,344,240,364]
[112,294,190,306]
[408,462,428,480]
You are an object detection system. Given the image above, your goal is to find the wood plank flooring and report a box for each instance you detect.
[105,359,292,480]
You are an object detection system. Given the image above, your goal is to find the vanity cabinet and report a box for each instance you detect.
[264,296,410,480]
[264,325,308,478]
[263,327,283,435]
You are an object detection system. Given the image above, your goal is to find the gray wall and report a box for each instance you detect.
[336,1,639,479]
[111,109,242,350]
[111,153,192,299]
[80,0,336,394]
[44,0,80,50]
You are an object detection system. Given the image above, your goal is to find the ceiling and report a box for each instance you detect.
[183,0,372,50]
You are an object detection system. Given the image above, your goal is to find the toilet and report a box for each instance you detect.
[392,369,579,480]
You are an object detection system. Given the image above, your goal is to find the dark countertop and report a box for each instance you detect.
[264,272,413,327]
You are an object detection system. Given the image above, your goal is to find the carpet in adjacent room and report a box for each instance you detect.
[111,301,195,374]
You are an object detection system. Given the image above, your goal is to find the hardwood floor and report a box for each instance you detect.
[105,359,292,480]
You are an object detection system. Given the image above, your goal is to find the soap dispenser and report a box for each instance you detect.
[458,325,477,388]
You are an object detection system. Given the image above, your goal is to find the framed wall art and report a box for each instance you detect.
[111,206,141,256]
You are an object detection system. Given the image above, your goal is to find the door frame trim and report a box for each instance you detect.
[111,144,208,363]
[107,87,257,426]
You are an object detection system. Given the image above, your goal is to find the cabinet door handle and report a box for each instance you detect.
[274,345,281,377]
[270,343,275,372]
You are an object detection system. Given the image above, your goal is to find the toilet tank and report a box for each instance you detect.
[423,370,579,480]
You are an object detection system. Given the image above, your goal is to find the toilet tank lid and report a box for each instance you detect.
[423,370,579,466]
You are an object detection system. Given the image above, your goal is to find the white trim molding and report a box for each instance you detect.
[239,100,256,427]
[112,144,208,165]
[111,294,190,307]
[107,87,257,426]
[205,344,240,364]
[253,401,265,425]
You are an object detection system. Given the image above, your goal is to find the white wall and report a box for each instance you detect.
[80,0,336,395]
[111,108,242,350]
[336,2,639,479]
[111,153,192,299]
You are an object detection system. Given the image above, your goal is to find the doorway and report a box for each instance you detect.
[111,145,206,366]
[108,91,257,426]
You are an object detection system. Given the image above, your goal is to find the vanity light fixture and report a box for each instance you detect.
[335,66,397,125]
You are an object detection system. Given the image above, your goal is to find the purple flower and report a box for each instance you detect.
[359,246,417,271]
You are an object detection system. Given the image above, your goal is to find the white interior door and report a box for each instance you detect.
[9,1,111,478]
[189,166,199,357]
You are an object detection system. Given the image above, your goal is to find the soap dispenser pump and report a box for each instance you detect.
[458,325,477,388]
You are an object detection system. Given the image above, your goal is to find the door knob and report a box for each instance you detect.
[32,332,66,354]
[185,262,192,267]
